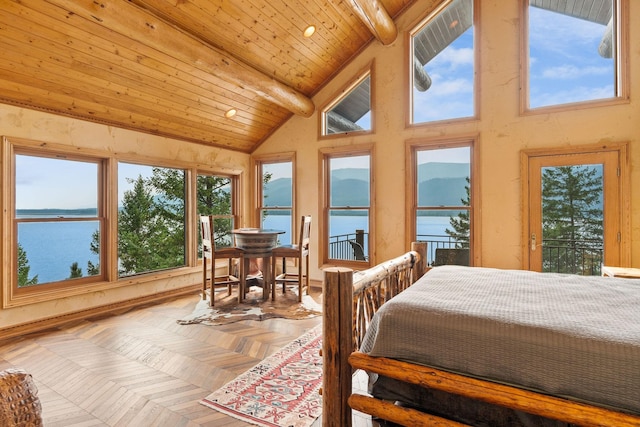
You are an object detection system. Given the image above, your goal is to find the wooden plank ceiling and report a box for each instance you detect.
[0,0,423,153]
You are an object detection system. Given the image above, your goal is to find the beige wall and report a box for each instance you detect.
[254,0,640,277]
[0,103,250,330]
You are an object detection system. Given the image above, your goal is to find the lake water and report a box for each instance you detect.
[18,215,453,283]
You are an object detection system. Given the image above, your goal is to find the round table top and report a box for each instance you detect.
[232,228,285,235]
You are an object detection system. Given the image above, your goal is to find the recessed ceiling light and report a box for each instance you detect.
[303,25,316,38]
[225,108,237,118]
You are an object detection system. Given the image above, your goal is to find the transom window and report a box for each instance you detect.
[526,0,623,109]
[410,0,475,124]
[321,71,372,136]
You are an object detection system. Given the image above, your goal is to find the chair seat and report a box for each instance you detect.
[271,244,299,256]
[215,247,245,257]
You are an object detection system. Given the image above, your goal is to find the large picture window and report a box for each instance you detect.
[410,0,475,124]
[117,162,186,277]
[410,142,474,266]
[14,152,104,288]
[256,158,294,245]
[526,0,623,109]
[321,148,372,264]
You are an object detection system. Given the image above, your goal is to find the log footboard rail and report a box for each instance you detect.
[322,242,427,426]
[321,241,640,427]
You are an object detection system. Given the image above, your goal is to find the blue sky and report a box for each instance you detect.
[15,156,155,210]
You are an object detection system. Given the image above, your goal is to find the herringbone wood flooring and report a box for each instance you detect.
[0,287,378,427]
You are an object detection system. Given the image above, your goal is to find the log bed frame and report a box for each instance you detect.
[321,242,640,427]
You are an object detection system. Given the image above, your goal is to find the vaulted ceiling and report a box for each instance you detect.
[0,0,427,153]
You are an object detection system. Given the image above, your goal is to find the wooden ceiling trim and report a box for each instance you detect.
[0,77,255,151]
[0,38,272,141]
[347,0,398,45]
[46,0,316,118]
[0,63,261,147]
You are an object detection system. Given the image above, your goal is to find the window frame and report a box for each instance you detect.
[253,153,296,245]
[3,138,111,307]
[319,143,375,267]
[520,0,630,114]
[406,136,479,266]
[318,63,375,139]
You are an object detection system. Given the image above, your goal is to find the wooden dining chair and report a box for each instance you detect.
[199,215,245,306]
[270,215,311,302]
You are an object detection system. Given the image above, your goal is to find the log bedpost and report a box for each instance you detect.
[411,241,428,279]
[322,267,354,427]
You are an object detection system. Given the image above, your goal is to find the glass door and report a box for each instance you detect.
[526,150,621,275]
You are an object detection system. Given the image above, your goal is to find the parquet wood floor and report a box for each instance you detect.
[0,287,379,427]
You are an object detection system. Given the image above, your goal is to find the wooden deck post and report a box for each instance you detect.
[322,267,354,427]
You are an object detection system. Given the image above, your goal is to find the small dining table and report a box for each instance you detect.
[232,228,285,300]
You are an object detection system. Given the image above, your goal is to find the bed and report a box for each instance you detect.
[321,243,640,427]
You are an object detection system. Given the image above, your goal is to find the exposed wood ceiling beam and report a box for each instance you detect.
[47,0,316,118]
[347,0,398,45]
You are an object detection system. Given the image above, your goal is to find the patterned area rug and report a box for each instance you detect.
[200,324,323,427]
[177,285,322,325]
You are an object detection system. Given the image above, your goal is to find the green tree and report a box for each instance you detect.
[542,165,603,273]
[118,175,182,275]
[87,229,100,276]
[196,175,234,247]
[445,176,470,248]
[17,243,38,287]
[69,262,83,278]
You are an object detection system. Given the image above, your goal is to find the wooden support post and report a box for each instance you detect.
[411,241,428,279]
[322,267,354,427]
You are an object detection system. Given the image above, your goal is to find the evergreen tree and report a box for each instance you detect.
[445,176,470,248]
[69,262,83,278]
[118,175,179,275]
[196,175,234,247]
[87,229,100,276]
[17,243,38,287]
[541,165,603,273]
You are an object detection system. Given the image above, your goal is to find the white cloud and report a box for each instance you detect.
[541,65,611,79]
[434,47,474,70]
[531,84,614,107]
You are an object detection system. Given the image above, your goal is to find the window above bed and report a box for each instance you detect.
[524,0,628,111]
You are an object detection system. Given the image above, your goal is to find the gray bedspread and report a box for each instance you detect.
[360,265,640,415]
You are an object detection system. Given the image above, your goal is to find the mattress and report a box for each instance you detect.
[359,265,640,415]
